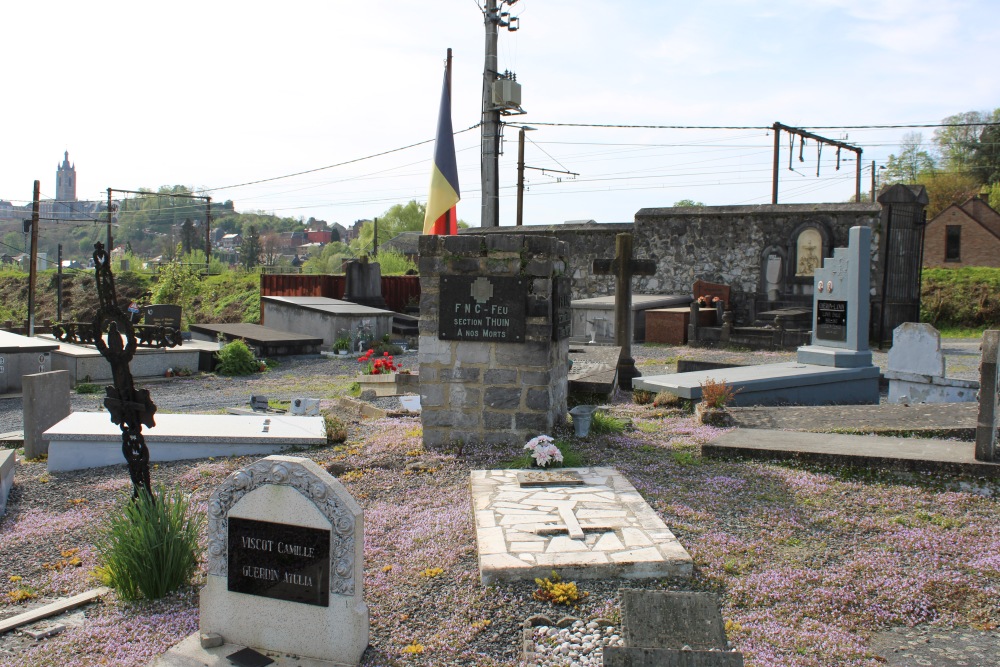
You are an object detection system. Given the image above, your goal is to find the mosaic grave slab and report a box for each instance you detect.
[471,467,693,583]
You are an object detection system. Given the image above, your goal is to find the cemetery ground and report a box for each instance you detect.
[0,345,998,667]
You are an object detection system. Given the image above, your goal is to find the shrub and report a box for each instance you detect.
[325,414,347,443]
[94,485,203,601]
[633,389,655,405]
[652,391,683,408]
[215,339,259,376]
[76,383,102,394]
[533,571,588,605]
[699,377,738,409]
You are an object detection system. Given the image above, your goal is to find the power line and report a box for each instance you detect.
[526,121,1000,130]
[200,123,481,194]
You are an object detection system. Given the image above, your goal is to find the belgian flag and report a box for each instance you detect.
[423,49,460,235]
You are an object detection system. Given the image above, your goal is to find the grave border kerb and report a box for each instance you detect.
[205,456,359,596]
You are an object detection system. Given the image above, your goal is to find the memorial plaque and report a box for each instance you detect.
[144,304,182,330]
[516,470,585,487]
[552,275,572,341]
[439,276,527,342]
[816,300,847,342]
[228,517,330,607]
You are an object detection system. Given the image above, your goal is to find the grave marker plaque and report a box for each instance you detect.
[144,304,182,330]
[815,300,847,342]
[228,517,330,607]
[438,275,527,342]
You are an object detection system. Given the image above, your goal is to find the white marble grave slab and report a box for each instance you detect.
[470,467,692,583]
[44,412,325,472]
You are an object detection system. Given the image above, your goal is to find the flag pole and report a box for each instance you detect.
[446,48,453,233]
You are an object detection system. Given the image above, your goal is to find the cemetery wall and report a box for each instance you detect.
[468,205,881,325]
[634,204,882,323]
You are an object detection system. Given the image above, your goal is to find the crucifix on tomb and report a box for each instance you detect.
[593,233,657,390]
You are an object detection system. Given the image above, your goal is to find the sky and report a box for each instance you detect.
[2,0,998,229]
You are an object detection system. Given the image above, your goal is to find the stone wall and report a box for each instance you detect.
[418,234,569,451]
[471,223,630,300]
[634,204,882,323]
[463,205,883,325]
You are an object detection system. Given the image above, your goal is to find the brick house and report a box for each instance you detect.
[924,196,1000,267]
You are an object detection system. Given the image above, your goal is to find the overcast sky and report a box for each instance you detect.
[2,0,997,227]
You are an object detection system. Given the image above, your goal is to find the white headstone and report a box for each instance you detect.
[290,397,321,416]
[200,455,368,664]
[888,323,945,377]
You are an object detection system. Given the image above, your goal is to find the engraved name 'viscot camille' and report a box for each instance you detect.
[240,535,316,558]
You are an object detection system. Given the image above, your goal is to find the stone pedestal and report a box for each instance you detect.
[22,370,70,459]
[418,234,569,450]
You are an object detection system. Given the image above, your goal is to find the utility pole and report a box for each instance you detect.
[205,197,212,273]
[27,180,40,336]
[516,126,527,226]
[870,160,877,202]
[770,122,863,204]
[57,244,63,322]
[480,0,520,227]
[481,0,501,228]
[106,187,114,251]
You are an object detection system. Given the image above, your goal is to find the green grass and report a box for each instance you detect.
[935,326,987,338]
[94,485,204,601]
[75,383,102,394]
[589,411,626,435]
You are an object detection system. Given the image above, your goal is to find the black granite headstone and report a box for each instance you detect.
[227,517,330,607]
[144,304,182,331]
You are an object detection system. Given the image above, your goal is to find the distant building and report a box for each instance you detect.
[0,152,101,223]
[218,233,242,250]
[378,231,420,263]
[924,196,1000,267]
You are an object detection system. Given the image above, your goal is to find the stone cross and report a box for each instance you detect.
[593,233,656,390]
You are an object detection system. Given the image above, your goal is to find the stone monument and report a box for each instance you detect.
[418,234,569,449]
[885,323,977,404]
[797,225,873,368]
[976,330,1000,462]
[200,455,368,664]
[22,370,71,459]
[592,233,657,390]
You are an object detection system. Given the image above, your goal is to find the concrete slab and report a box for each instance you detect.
[471,467,693,584]
[568,345,620,395]
[0,331,57,394]
[704,428,1000,477]
[260,297,394,348]
[44,413,326,472]
[45,335,209,385]
[189,323,322,357]
[150,633,347,667]
[0,447,15,516]
[634,362,880,406]
[571,294,691,343]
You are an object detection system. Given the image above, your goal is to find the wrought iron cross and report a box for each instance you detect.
[91,242,156,498]
[593,233,657,390]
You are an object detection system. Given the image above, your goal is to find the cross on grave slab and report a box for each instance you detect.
[593,233,657,390]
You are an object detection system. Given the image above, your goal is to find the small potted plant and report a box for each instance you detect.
[355,350,418,396]
[333,336,351,356]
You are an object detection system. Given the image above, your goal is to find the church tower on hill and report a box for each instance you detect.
[56,151,76,203]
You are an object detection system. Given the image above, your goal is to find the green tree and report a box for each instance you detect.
[883,132,937,184]
[672,199,705,207]
[240,225,262,270]
[968,122,1000,185]
[933,110,997,171]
